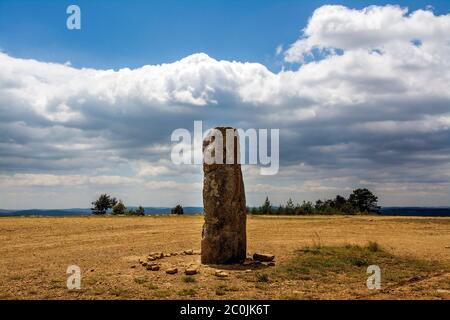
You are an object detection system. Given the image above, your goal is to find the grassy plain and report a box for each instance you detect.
[0,215,449,299]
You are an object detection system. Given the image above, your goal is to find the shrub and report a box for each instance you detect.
[135,206,145,216]
[128,206,145,216]
[171,204,184,215]
[182,276,196,283]
[367,241,381,252]
[112,201,126,215]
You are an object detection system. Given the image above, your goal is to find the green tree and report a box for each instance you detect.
[276,204,284,215]
[171,204,184,215]
[91,194,117,215]
[334,195,347,208]
[300,201,314,215]
[260,196,272,215]
[136,206,145,216]
[315,200,324,211]
[348,188,378,213]
[112,200,127,215]
[285,198,295,215]
[340,201,358,215]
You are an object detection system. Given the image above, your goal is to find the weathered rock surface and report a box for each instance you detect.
[146,264,160,271]
[185,268,198,275]
[243,259,262,267]
[166,267,178,274]
[201,127,247,264]
[214,270,229,278]
[253,253,275,262]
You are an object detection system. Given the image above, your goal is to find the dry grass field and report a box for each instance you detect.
[0,215,449,300]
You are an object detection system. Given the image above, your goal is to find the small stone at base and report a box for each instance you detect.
[166,267,178,274]
[214,270,228,278]
[185,268,198,275]
[253,253,275,262]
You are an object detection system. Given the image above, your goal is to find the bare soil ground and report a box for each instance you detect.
[0,215,449,300]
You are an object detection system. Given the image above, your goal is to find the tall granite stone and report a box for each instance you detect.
[201,127,247,264]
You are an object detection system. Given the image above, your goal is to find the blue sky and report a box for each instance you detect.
[1,1,450,208]
[1,0,449,71]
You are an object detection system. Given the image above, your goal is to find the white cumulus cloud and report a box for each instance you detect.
[1,4,450,208]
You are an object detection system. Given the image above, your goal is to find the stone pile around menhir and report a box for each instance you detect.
[138,249,200,275]
[137,249,275,278]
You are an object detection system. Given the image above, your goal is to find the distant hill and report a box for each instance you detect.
[0,209,15,214]
[380,207,450,217]
[0,207,204,217]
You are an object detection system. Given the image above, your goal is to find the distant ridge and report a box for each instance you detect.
[380,207,450,217]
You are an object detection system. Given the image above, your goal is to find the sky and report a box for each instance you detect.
[0,0,450,209]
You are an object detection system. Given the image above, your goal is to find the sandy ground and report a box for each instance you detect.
[0,215,449,300]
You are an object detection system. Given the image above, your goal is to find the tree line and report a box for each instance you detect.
[91,188,379,216]
[91,194,184,216]
[91,194,145,215]
[248,188,380,215]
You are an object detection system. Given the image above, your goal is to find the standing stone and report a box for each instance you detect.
[201,127,247,264]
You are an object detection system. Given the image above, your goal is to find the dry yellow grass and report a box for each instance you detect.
[0,215,449,300]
